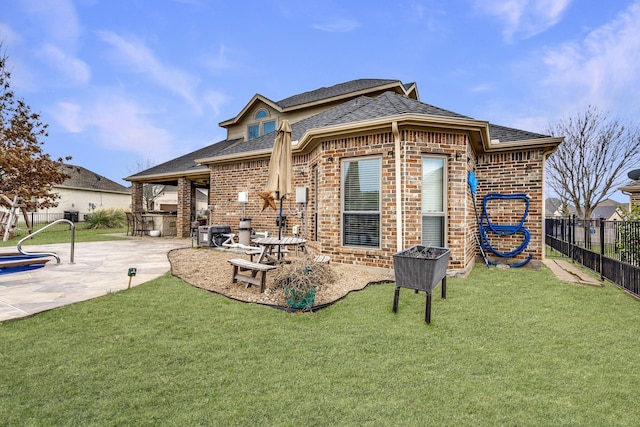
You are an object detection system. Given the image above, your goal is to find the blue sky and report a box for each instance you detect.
[2,0,640,195]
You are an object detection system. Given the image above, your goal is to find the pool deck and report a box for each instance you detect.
[0,237,191,322]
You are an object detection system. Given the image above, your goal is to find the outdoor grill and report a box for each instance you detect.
[392,245,451,324]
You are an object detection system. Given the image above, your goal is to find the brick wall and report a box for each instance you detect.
[475,151,545,264]
[176,178,192,238]
[208,129,546,272]
[131,182,143,212]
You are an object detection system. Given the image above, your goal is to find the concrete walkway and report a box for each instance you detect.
[0,238,191,322]
[541,258,603,286]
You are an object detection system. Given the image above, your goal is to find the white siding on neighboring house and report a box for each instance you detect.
[45,187,131,219]
[152,186,209,213]
[39,164,131,220]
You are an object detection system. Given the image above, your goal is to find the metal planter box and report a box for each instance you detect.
[392,245,451,324]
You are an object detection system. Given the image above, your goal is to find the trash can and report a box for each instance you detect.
[64,210,79,222]
[238,218,252,246]
[209,225,232,247]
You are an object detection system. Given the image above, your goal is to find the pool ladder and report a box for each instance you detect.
[16,219,75,264]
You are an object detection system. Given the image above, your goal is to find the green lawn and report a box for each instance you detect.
[0,224,129,247]
[1,263,639,425]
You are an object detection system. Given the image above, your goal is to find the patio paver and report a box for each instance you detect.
[0,238,190,322]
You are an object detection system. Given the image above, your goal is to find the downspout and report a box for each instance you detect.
[393,121,403,252]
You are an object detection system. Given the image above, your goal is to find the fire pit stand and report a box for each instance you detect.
[392,245,451,324]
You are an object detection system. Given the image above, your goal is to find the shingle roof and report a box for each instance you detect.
[126,138,240,179]
[591,205,620,219]
[216,92,471,158]
[60,165,130,193]
[130,83,557,179]
[489,124,549,142]
[275,79,401,108]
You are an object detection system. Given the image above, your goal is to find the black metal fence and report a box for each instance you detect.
[546,217,640,298]
[9,212,72,237]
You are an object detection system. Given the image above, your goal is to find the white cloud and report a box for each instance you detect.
[541,1,640,114]
[97,30,200,109]
[203,43,231,71]
[202,90,228,117]
[313,19,360,32]
[52,102,83,133]
[21,0,81,48]
[51,95,174,160]
[40,43,90,85]
[475,0,572,41]
[0,24,21,46]
[471,83,494,93]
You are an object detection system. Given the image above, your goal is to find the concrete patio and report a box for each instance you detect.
[0,238,190,322]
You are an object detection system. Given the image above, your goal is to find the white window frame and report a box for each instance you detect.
[421,155,448,247]
[247,109,277,140]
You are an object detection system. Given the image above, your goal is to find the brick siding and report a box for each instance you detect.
[204,130,546,273]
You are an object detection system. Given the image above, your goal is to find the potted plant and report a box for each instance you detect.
[272,256,336,310]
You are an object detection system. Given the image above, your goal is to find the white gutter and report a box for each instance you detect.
[392,121,403,252]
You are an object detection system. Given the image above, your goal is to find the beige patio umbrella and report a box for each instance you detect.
[263,119,292,239]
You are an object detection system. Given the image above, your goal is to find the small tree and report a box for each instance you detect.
[616,204,640,265]
[0,45,70,210]
[546,106,640,221]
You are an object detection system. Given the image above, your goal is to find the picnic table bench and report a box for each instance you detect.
[227,258,276,293]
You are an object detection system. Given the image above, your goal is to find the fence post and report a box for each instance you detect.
[600,217,605,281]
[571,215,576,262]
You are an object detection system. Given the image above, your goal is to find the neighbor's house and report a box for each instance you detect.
[545,197,627,221]
[43,164,130,221]
[545,197,574,218]
[126,79,563,274]
[151,185,209,214]
[590,199,626,221]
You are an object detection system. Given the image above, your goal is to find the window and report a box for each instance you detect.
[248,124,259,140]
[342,157,381,248]
[263,120,276,135]
[422,156,447,246]
[247,110,276,140]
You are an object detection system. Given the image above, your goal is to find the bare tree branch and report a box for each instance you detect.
[546,105,640,220]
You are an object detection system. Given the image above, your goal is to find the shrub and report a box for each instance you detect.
[85,208,126,229]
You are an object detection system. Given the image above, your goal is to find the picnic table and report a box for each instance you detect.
[252,236,307,264]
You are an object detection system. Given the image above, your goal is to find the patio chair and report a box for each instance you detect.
[125,212,136,236]
[133,212,154,236]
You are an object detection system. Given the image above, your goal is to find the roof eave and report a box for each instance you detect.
[218,94,282,128]
[125,169,209,183]
[484,136,565,153]
[194,114,563,165]
[196,148,273,165]
[619,184,640,192]
[54,185,130,195]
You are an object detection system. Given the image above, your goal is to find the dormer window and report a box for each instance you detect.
[248,109,276,140]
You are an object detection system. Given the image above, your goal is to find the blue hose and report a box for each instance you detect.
[479,193,532,267]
